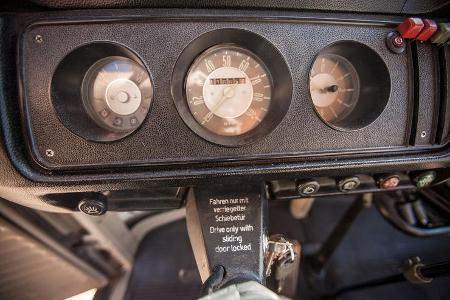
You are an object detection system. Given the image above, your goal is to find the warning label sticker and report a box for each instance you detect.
[207,196,255,253]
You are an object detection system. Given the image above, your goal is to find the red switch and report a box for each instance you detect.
[397,18,424,39]
[416,19,438,41]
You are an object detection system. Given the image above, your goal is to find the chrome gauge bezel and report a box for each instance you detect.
[171,29,292,147]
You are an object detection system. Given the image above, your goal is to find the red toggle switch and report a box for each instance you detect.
[397,18,424,39]
[416,19,438,41]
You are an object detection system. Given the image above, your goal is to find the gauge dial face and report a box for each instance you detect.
[185,45,272,136]
[82,56,153,133]
[310,54,360,124]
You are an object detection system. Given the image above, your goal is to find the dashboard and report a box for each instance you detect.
[0,6,449,212]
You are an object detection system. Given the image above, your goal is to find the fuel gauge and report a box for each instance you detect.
[309,54,360,124]
[81,56,153,133]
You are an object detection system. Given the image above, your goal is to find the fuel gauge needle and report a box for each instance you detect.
[319,85,338,93]
[312,84,339,94]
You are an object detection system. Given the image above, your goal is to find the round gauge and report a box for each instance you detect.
[81,56,153,133]
[171,29,292,146]
[309,54,360,124]
[185,45,272,136]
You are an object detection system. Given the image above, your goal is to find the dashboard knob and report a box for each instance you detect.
[338,177,360,192]
[78,195,107,215]
[377,174,400,189]
[297,180,320,196]
[412,171,437,188]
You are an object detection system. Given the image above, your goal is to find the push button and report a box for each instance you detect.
[337,177,360,192]
[386,31,406,54]
[297,180,320,196]
[78,195,107,215]
[377,174,400,189]
[413,171,437,188]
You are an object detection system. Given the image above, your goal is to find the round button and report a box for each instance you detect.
[78,197,107,215]
[297,180,320,196]
[413,171,436,188]
[393,36,404,48]
[378,174,400,189]
[338,177,360,192]
[386,31,406,54]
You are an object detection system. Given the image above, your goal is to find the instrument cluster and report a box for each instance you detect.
[21,14,442,171]
[50,29,390,146]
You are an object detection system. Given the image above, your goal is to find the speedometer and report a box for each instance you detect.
[185,45,272,136]
[171,29,292,146]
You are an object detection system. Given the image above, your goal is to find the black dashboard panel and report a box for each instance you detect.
[22,16,415,170]
[0,9,447,212]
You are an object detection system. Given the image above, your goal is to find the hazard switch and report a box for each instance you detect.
[397,18,424,39]
[416,19,438,41]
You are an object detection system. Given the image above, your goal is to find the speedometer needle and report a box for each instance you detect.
[210,83,239,114]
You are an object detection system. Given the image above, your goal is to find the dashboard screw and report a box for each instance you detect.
[34,35,43,43]
[45,149,54,157]
[420,131,427,138]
